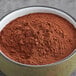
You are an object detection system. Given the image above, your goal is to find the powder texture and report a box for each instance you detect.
[0,13,76,65]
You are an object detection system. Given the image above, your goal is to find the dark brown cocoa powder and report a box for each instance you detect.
[0,13,76,65]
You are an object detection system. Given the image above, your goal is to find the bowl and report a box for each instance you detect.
[0,6,76,76]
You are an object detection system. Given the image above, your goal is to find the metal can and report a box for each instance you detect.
[0,6,76,76]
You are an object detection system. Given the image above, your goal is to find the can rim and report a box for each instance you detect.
[0,6,76,67]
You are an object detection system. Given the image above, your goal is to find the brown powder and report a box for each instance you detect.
[0,13,76,65]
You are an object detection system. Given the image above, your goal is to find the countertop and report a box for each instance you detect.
[0,0,76,76]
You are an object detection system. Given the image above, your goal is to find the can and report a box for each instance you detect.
[0,6,76,76]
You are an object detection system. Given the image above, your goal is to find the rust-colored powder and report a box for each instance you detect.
[0,13,76,65]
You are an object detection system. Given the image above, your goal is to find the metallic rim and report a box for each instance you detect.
[0,6,76,68]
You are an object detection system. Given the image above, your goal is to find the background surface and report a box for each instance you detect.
[0,0,76,76]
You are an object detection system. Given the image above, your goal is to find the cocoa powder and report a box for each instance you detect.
[0,13,76,65]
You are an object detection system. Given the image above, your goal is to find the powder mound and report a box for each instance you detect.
[0,13,76,65]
